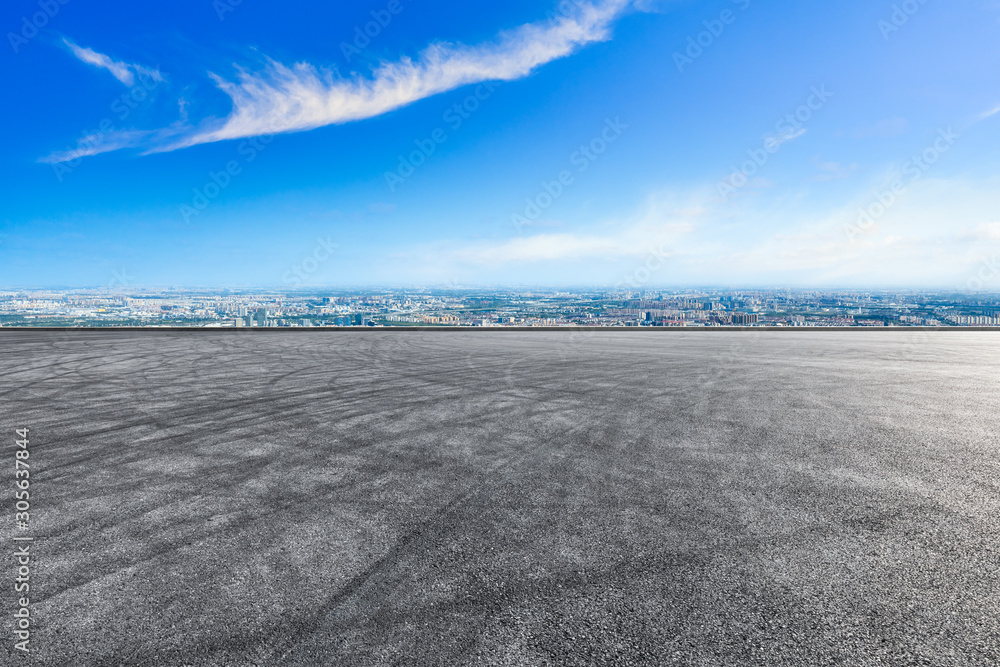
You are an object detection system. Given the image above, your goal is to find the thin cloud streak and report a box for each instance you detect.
[39,124,189,165]
[979,103,1000,121]
[421,193,702,266]
[764,126,806,151]
[39,130,154,164]
[63,38,162,86]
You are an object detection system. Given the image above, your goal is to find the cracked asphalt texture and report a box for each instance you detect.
[1,330,999,666]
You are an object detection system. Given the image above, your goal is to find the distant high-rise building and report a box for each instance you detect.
[255,308,267,327]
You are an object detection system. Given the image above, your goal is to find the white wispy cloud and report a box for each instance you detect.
[958,221,1000,241]
[40,124,188,165]
[63,38,162,86]
[979,103,1000,121]
[46,2,633,162]
[40,130,153,164]
[763,126,807,151]
[156,0,633,152]
[417,192,702,267]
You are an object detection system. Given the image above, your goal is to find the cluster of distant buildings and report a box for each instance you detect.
[232,308,373,328]
[0,288,997,328]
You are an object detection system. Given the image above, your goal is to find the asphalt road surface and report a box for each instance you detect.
[1,330,998,666]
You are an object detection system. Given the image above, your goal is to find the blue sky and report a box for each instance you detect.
[2,0,999,289]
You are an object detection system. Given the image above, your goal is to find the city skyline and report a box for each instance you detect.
[4,286,999,329]
[3,0,1000,288]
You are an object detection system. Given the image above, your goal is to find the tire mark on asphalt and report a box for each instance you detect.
[268,411,586,664]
